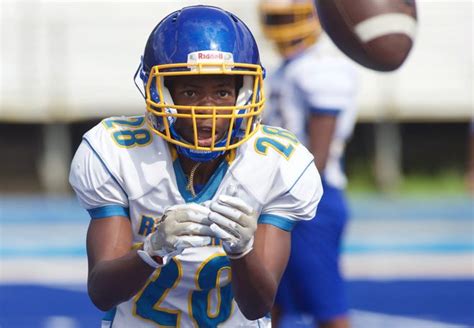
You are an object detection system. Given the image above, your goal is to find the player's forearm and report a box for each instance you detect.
[88,251,154,311]
[230,251,277,320]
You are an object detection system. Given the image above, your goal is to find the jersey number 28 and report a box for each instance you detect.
[134,255,232,327]
[255,126,299,160]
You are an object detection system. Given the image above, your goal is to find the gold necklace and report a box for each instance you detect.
[186,162,201,198]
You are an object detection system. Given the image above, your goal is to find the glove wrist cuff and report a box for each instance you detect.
[137,249,162,268]
[224,237,254,259]
[226,245,253,259]
[142,233,167,267]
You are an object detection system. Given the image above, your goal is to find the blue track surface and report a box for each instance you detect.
[1,194,473,327]
[347,280,474,326]
[1,280,473,327]
[0,285,101,327]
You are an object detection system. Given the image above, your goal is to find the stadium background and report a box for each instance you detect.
[1,0,472,327]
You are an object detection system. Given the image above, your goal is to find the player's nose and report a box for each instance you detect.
[194,96,217,116]
[195,95,216,108]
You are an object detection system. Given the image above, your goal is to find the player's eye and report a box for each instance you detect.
[183,90,197,97]
[217,89,235,98]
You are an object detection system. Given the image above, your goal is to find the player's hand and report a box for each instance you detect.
[141,203,214,267]
[208,195,258,259]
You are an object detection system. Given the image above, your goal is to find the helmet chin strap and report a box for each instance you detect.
[175,144,225,163]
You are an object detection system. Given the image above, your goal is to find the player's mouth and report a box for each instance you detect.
[197,126,222,147]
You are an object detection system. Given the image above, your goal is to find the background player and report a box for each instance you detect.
[260,0,359,327]
[69,5,322,327]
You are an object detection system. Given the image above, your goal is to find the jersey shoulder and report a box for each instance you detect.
[286,35,359,89]
[241,124,314,164]
[82,115,173,199]
[230,125,315,202]
[84,114,152,147]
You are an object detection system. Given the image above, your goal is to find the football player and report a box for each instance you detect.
[69,5,322,327]
[260,0,359,327]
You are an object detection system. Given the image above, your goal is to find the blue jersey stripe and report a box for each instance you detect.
[258,214,297,231]
[308,106,341,115]
[88,205,129,219]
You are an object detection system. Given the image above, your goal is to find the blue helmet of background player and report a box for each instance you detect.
[136,5,265,162]
[260,0,321,58]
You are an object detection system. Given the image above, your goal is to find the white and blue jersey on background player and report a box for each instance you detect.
[263,34,359,321]
[69,115,322,327]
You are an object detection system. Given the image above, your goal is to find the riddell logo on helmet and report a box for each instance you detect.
[198,52,223,60]
[187,51,234,64]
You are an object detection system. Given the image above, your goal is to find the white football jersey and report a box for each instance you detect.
[263,34,359,189]
[69,115,322,328]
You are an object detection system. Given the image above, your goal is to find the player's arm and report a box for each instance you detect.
[308,113,337,171]
[208,162,322,319]
[69,142,156,310]
[70,141,213,311]
[209,197,290,320]
[229,223,290,320]
[87,203,214,311]
[86,215,155,311]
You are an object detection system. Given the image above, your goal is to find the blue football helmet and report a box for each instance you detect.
[135,5,265,162]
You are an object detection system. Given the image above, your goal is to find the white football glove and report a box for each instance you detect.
[140,203,213,267]
[208,195,258,259]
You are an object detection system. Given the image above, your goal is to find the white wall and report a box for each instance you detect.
[1,0,472,122]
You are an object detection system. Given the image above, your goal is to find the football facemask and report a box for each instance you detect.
[144,55,265,153]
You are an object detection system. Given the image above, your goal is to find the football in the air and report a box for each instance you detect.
[315,0,418,72]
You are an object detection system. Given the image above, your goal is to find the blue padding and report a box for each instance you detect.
[258,214,297,232]
[308,107,341,115]
[88,205,129,219]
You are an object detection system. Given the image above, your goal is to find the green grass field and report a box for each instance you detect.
[347,170,468,196]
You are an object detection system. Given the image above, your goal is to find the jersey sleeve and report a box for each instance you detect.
[69,140,129,219]
[259,160,323,231]
[295,53,358,115]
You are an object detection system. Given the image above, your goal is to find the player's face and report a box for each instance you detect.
[168,75,238,147]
